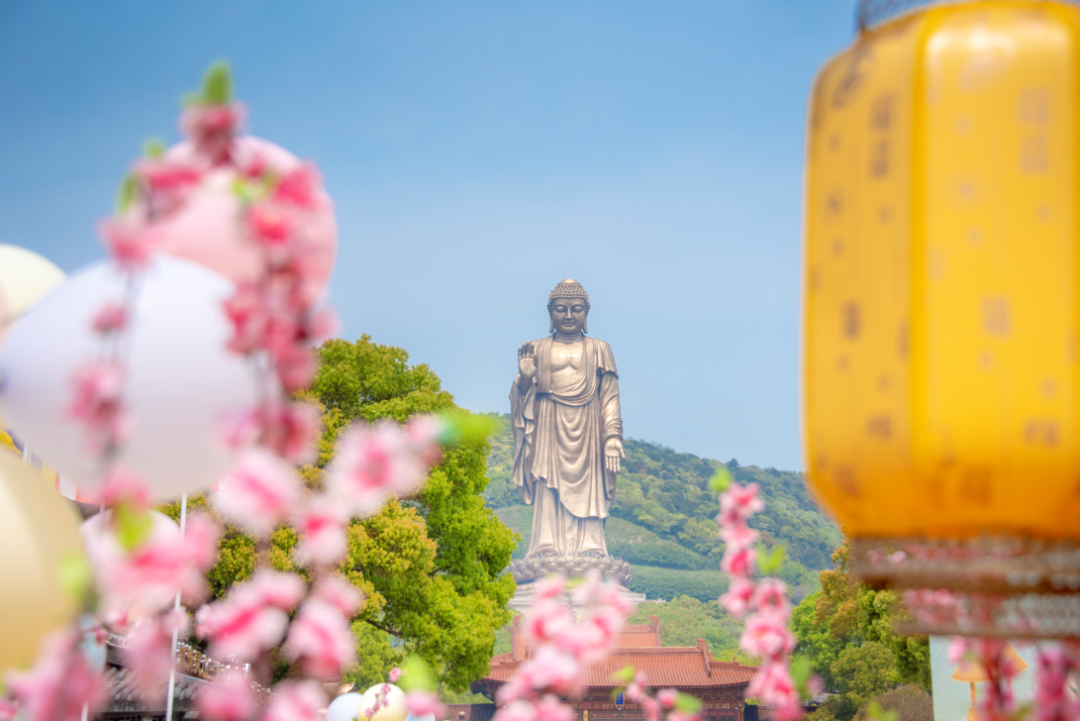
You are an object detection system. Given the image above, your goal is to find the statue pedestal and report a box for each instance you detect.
[508,579,645,617]
[508,553,632,586]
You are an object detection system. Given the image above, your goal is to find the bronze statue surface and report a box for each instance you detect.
[508,279,629,584]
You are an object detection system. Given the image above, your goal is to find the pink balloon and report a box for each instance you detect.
[154,136,337,291]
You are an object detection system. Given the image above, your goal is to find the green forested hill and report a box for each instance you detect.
[484,415,841,602]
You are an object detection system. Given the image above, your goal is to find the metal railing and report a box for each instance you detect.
[108,634,272,705]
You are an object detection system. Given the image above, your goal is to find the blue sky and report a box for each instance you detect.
[0,1,857,471]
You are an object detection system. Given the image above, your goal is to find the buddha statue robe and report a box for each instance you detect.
[510,335,623,557]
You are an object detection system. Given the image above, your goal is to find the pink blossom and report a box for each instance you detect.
[534,574,566,600]
[313,574,363,616]
[265,681,325,721]
[328,422,425,516]
[248,202,297,246]
[640,697,660,721]
[132,157,202,191]
[740,612,796,660]
[752,578,790,616]
[406,414,443,449]
[518,645,582,697]
[223,283,269,355]
[1032,647,1077,721]
[388,667,403,683]
[947,636,970,664]
[283,598,357,680]
[719,577,757,617]
[273,164,324,210]
[718,520,758,550]
[196,571,304,660]
[657,690,678,710]
[215,449,300,536]
[405,691,446,720]
[719,483,763,520]
[746,662,799,712]
[196,671,257,721]
[307,306,341,345]
[98,217,159,270]
[0,699,19,721]
[295,497,349,567]
[180,104,245,165]
[523,598,573,648]
[720,545,756,577]
[534,696,573,721]
[273,345,318,393]
[122,609,188,702]
[92,302,128,334]
[7,629,106,721]
[68,360,128,450]
[99,466,151,510]
[494,700,537,721]
[220,402,320,464]
[131,158,203,218]
[92,513,220,614]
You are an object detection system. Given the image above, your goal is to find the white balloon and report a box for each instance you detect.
[360,684,409,721]
[0,256,263,501]
[326,693,364,721]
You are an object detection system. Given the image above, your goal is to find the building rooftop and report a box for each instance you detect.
[485,641,757,689]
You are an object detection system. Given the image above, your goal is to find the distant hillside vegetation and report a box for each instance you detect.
[484,415,840,602]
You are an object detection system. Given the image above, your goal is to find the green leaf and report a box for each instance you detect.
[232,178,257,204]
[397,654,436,692]
[756,543,786,575]
[790,655,813,687]
[610,665,636,685]
[116,174,138,214]
[144,137,166,158]
[866,701,898,721]
[438,411,498,445]
[57,551,93,603]
[202,61,233,105]
[115,504,153,551]
[674,693,702,714]
[708,467,731,494]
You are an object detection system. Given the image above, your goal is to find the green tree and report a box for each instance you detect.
[790,592,845,692]
[626,596,753,663]
[857,587,931,690]
[830,642,895,714]
[170,336,519,692]
[789,538,932,720]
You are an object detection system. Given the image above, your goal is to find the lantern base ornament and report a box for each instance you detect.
[853,537,1080,639]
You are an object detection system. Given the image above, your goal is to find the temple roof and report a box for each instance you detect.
[483,644,757,689]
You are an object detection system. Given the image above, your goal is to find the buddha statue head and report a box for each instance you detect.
[547,278,590,335]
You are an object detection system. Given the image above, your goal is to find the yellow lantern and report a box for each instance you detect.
[0,452,85,669]
[805,0,1080,542]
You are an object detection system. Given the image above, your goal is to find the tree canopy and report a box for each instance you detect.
[795,540,931,721]
[166,335,518,692]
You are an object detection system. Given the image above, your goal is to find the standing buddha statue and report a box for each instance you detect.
[508,279,630,584]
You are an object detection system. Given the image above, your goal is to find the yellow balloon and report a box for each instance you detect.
[0,452,84,669]
[0,244,65,322]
